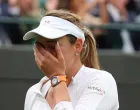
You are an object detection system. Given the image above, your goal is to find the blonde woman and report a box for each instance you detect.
[23,10,119,110]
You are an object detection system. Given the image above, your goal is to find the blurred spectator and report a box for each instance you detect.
[44,0,108,26]
[0,0,21,45]
[81,0,140,51]
[127,0,140,15]
[0,26,12,47]
[18,0,40,44]
[0,0,40,45]
[126,0,140,51]
[81,0,111,49]
[106,0,136,53]
[19,0,39,16]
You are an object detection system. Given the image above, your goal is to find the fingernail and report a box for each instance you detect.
[57,41,59,46]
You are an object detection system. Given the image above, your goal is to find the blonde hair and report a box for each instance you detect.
[45,10,100,69]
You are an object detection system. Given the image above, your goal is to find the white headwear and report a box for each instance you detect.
[23,16,85,43]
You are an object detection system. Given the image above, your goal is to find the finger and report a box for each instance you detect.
[35,55,41,67]
[36,43,57,62]
[35,55,47,75]
[36,43,49,57]
[55,42,64,61]
[35,44,58,65]
[34,46,45,61]
[46,50,58,63]
[34,50,42,68]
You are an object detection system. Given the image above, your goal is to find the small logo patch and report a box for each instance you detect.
[88,86,105,95]
[43,20,50,25]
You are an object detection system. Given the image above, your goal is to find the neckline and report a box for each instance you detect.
[69,65,85,84]
[34,65,85,92]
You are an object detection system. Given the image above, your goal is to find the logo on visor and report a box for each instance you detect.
[43,21,50,25]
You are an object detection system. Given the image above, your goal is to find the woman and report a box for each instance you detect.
[23,10,119,110]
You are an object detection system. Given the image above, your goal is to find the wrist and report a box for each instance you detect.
[49,72,65,79]
[53,82,70,104]
[51,75,68,87]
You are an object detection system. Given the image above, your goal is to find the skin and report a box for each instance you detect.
[34,36,83,108]
[19,0,36,16]
[8,0,18,7]
[45,0,59,11]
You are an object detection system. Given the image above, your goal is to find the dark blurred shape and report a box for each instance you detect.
[126,0,140,51]
[0,0,39,45]
[126,0,140,15]
[0,0,23,44]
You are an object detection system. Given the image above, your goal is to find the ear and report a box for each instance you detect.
[74,38,83,54]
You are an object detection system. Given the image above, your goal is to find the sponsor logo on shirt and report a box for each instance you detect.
[88,86,105,95]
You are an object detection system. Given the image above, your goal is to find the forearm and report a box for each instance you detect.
[53,82,71,104]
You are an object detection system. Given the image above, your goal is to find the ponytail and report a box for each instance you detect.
[81,27,100,69]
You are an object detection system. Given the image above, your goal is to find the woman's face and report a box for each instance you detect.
[35,36,79,73]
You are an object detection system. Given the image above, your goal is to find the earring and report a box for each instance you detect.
[75,53,78,56]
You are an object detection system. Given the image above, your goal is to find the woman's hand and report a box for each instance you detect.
[34,42,66,79]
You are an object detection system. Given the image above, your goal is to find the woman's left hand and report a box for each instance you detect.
[34,42,66,79]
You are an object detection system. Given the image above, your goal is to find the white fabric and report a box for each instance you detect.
[23,16,85,43]
[24,65,119,110]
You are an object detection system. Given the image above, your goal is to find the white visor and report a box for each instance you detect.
[23,16,85,43]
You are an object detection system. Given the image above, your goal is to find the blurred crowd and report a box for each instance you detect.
[0,0,140,52]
